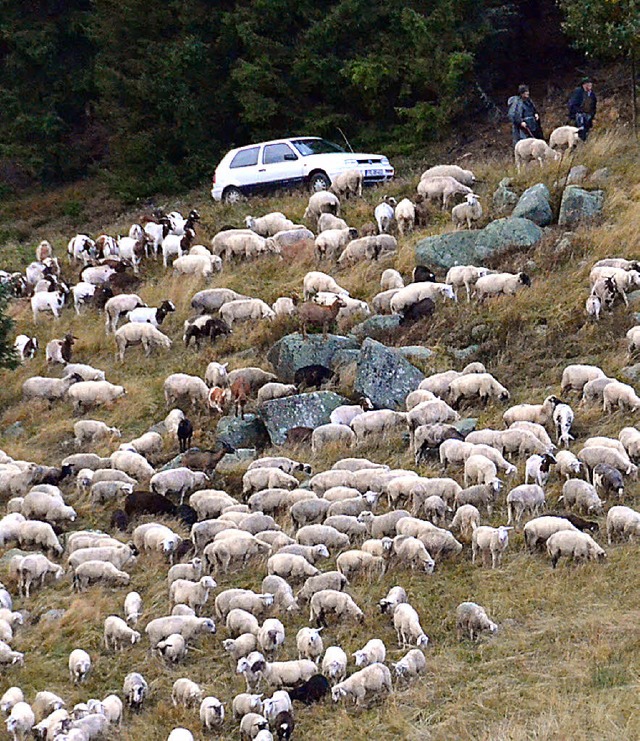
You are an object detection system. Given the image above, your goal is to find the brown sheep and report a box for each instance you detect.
[298,298,346,340]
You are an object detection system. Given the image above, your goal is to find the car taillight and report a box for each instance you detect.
[212,173,216,185]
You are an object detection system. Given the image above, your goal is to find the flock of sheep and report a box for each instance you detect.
[0,133,638,741]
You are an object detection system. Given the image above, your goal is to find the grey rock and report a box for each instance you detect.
[450,345,480,360]
[621,364,640,382]
[397,346,435,361]
[354,338,424,410]
[216,414,270,450]
[2,422,24,439]
[148,421,167,435]
[415,217,543,270]
[350,314,402,342]
[267,333,359,383]
[471,324,489,341]
[260,391,350,445]
[157,453,185,472]
[492,184,518,212]
[567,165,589,184]
[589,167,610,184]
[41,609,66,623]
[454,418,478,437]
[331,349,361,370]
[558,186,604,227]
[512,183,553,226]
[627,291,640,306]
[499,177,513,188]
[0,548,30,566]
[216,448,257,475]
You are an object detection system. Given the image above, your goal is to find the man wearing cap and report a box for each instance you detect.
[568,77,597,141]
[508,85,543,144]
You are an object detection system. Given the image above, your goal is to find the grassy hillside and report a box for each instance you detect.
[0,127,639,740]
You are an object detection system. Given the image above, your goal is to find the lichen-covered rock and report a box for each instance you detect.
[216,414,270,450]
[492,180,519,212]
[454,418,478,437]
[415,217,543,270]
[558,186,604,227]
[450,345,480,361]
[260,391,350,445]
[350,314,402,342]
[267,333,359,383]
[397,346,435,362]
[216,448,257,474]
[354,338,424,410]
[512,183,553,226]
[567,165,589,184]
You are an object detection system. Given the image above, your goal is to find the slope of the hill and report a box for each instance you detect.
[0,126,639,741]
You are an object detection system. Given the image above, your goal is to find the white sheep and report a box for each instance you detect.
[17,521,63,558]
[463,455,501,489]
[0,687,24,716]
[603,381,640,412]
[330,169,363,199]
[549,125,581,155]
[353,638,386,668]
[310,423,356,454]
[445,265,490,301]
[554,450,582,480]
[67,380,127,413]
[606,505,640,544]
[257,383,297,404]
[114,322,171,361]
[295,626,323,662]
[200,696,225,731]
[450,504,481,541]
[523,516,578,550]
[502,394,559,427]
[172,677,203,708]
[303,191,340,223]
[123,672,148,710]
[151,468,209,503]
[5,702,35,741]
[104,294,146,334]
[69,648,91,683]
[211,229,270,260]
[331,663,392,708]
[394,198,415,236]
[456,602,497,641]
[390,282,455,313]
[302,271,349,300]
[421,164,476,186]
[317,213,348,232]
[73,561,130,591]
[124,591,142,625]
[506,484,546,525]
[309,589,363,625]
[170,576,217,613]
[314,227,358,261]
[145,615,216,648]
[514,138,561,170]
[0,641,23,667]
[232,694,263,720]
[157,633,188,663]
[559,479,604,515]
[475,272,531,299]
[173,253,222,279]
[417,175,473,209]
[22,374,80,402]
[393,603,429,648]
[220,298,276,326]
[472,525,512,568]
[561,364,606,394]
[392,648,427,680]
[103,615,141,650]
[246,212,294,237]
[546,530,606,568]
[452,193,482,229]
[110,449,154,480]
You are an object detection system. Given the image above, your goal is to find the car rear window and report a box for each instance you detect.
[229,147,260,168]
[292,139,345,156]
[263,143,297,164]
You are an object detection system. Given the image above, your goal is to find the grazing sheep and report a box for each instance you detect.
[450,504,481,541]
[514,138,560,170]
[123,672,148,710]
[200,696,225,731]
[302,271,349,300]
[157,633,188,663]
[559,479,604,515]
[69,648,91,683]
[314,227,358,261]
[546,530,606,568]
[472,525,512,568]
[103,615,141,650]
[452,193,482,229]
[578,446,637,480]
[172,677,204,708]
[449,373,510,406]
[309,589,363,626]
[114,322,171,361]
[353,638,386,668]
[503,395,560,427]
[5,702,35,741]
[394,199,416,236]
[145,615,216,648]
[475,272,531,299]
[330,169,363,199]
[445,265,490,302]
[549,125,581,155]
[393,603,429,648]
[317,213,349,232]
[303,191,340,224]
[392,648,427,681]
[220,299,276,326]
[421,164,476,187]
[561,364,606,394]
[506,484,546,525]
[417,176,473,209]
[606,505,640,544]
[73,561,130,591]
[523,516,578,550]
[603,381,640,413]
[456,602,497,641]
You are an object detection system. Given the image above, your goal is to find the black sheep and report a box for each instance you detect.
[176,504,198,528]
[399,297,436,325]
[177,418,193,453]
[124,491,177,519]
[273,710,295,740]
[294,364,335,389]
[412,265,436,283]
[593,463,624,499]
[110,509,129,532]
[287,673,330,704]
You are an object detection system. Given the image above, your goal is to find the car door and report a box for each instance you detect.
[255,142,303,188]
[226,145,262,193]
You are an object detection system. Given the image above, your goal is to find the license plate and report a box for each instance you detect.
[365,169,384,177]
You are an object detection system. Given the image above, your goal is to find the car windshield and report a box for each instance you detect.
[291,138,346,156]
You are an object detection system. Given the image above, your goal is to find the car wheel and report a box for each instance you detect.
[222,186,243,204]
[309,172,331,193]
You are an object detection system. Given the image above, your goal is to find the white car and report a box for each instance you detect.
[210,136,394,203]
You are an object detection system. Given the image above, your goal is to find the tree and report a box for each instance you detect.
[558,0,640,133]
[0,285,18,371]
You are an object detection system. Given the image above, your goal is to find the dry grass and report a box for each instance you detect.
[1,126,640,739]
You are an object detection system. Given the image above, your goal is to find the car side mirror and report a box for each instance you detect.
[284,153,298,161]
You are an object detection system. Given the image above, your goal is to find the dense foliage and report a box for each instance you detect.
[0,0,579,197]
[0,285,17,371]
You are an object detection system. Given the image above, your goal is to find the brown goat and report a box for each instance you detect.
[230,377,251,419]
[298,297,346,340]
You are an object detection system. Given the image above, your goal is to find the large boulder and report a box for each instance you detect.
[512,183,553,226]
[350,314,401,342]
[493,178,519,212]
[354,338,424,410]
[260,391,350,445]
[216,414,270,450]
[415,217,543,270]
[267,333,359,383]
[558,186,604,227]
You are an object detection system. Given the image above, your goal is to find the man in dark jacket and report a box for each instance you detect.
[508,85,543,144]
[568,77,597,141]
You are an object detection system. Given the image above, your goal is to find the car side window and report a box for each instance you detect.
[229,147,260,169]
[263,143,297,165]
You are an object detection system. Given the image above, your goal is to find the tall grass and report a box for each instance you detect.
[0,127,639,739]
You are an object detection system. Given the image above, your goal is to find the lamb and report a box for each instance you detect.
[104,294,146,334]
[393,603,429,648]
[309,589,363,626]
[452,193,482,229]
[114,322,171,361]
[103,615,141,650]
[313,227,358,261]
[69,648,91,683]
[394,198,416,236]
[145,615,216,648]
[524,453,557,487]
[585,293,602,320]
[561,364,606,394]
[549,125,582,155]
[353,638,386,668]
[331,663,392,708]
[456,602,498,641]
[546,530,606,568]
[554,450,583,480]
[472,525,512,568]
[559,479,604,515]
[22,374,81,402]
[514,137,561,170]
[450,504,481,541]
[302,271,349,300]
[123,672,148,710]
[417,175,473,209]
[5,702,35,741]
[220,299,276,326]
[523,516,579,550]
[170,576,217,613]
[157,633,188,663]
[475,272,531,299]
[603,381,640,413]
[172,677,204,708]
[303,191,340,224]
[392,648,427,681]
[73,561,130,591]
[239,711,270,739]
[421,164,476,187]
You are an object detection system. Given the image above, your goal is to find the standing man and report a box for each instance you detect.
[568,77,597,141]
[508,85,543,144]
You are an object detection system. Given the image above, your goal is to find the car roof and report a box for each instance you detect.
[226,137,322,154]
